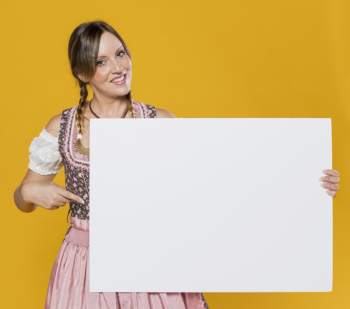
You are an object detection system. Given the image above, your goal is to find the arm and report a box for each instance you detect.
[14,172,56,213]
[14,114,84,213]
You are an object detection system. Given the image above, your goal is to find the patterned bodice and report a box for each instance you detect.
[58,101,157,220]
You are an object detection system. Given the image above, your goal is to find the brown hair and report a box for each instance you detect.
[68,21,135,155]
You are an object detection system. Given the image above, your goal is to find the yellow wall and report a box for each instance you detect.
[1,0,349,308]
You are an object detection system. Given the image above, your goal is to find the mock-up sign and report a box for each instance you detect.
[90,118,332,293]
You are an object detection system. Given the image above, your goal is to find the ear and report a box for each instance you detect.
[77,73,88,83]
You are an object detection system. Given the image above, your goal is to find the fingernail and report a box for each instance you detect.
[81,200,85,204]
[322,169,327,173]
[319,177,324,181]
[320,183,324,188]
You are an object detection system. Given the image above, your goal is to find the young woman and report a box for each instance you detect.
[13,20,340,309]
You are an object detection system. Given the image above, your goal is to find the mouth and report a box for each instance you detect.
[110,74,127,84]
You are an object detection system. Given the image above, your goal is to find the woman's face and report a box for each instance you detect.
[87,31,132,99]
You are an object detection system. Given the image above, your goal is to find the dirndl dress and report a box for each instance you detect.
[28,101,210,309]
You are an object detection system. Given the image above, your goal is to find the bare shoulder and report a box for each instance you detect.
[44,113,62,138]
[155,108,176,118]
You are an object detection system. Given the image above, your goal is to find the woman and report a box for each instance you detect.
[13,21,340,309]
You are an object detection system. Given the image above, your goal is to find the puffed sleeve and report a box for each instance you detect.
[28,128,63,175]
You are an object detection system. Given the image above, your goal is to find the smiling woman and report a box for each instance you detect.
[12,20,209,309]
[12,19,341,309]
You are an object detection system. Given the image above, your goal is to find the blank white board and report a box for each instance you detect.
[90,118,332,293]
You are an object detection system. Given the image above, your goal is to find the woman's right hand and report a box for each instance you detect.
[21,181,84,210]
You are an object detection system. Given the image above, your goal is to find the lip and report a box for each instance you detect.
[110,74,127,84]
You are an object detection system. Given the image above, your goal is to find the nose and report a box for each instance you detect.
[110,57,123,73]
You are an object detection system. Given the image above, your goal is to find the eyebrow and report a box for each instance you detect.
[97,45,124,59]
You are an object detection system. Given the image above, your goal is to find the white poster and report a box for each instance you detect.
[90,118,332,293]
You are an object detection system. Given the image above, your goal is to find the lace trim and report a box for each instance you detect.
[28,128,63,175]
[28,161,61,175]
[29,142,62,163]
[41,127,59,143]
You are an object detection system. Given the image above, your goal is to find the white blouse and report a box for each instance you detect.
[28,128,63,175]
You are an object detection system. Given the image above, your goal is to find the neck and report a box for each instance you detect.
[90,94,130,118]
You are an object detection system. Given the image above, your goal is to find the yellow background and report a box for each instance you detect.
[1,0,349,308]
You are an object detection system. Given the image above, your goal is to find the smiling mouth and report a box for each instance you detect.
[110,74,126,83]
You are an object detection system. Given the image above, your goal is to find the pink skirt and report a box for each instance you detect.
[45,217,209,309]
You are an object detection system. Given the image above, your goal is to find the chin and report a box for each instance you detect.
[112,89,131,97]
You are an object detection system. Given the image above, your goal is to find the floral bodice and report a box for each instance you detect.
[28,101,157,221]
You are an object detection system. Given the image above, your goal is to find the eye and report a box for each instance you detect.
[97,60,105,66]
[117,50,125,57]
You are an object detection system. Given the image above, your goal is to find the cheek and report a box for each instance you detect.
[123,58,132,70]
[94,67,110,81]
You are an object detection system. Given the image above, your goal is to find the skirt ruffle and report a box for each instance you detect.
[45,217,209,309]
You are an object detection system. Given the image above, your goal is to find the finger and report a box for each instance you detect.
[59,188,85,204]
[320,182,340,190]
[322,169,339,177]
[55,201,67,207]
[46,201,66,210]
[57,195,74,204]
[319,176,340,183]
[326,189,336,198]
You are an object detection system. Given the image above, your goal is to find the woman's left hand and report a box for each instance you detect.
[319,169,340,198]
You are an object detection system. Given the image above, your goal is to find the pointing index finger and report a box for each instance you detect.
[59,188,85,204]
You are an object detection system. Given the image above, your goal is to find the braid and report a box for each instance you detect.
[126,91,136,118]
[76,80,89,155]
[75,81,134,155]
